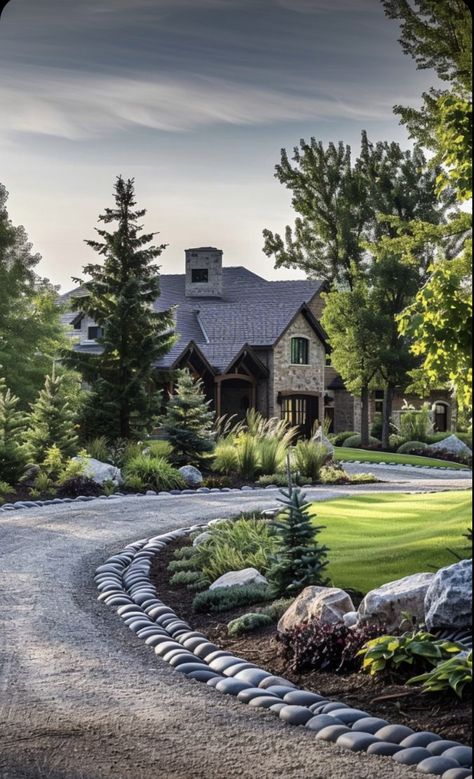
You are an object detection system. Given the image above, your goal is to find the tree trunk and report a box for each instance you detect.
[360,385,370,448]
[382,384,394,450]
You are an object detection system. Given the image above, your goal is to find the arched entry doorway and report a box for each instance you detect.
[279,393,320,438]
[216,374,256,421]
[433,401,450,432]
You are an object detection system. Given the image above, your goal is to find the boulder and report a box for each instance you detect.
[424,560,472,631]
[178,465,203,488]
[209,568,268,591]
[277,586,355,633]
[312,428,335,456]
[358,573,435,631]
[193,532,212,547]
[428,435,472,459]
[343,611,360,629]
[20,464,41,487]
[73,457,122,486]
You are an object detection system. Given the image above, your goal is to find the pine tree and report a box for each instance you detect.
[0,380,28,484]
[268,483,330,597]
[25,374,78,462]
[162,370,215,466]
[64,177,176,440]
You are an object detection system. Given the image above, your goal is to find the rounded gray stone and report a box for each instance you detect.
[128,619,153,632]
[187,669,221,683]
[222,662,259,677]
[234,668,271,686]
[315,725,352,742]
[259,675,297,690]
[206,676,223,688]
[329,708,371,725]
[282,691,326,706]
[367,742,403,758]
[204,650,232,663]
[249,696,285,709]
[306,715,344,733]
[265,686,299,699]
[215,678,253,695]
[393,748,433,765]
[442,748,473,768]
[168,653,204,668]
[442,769,473,779]
[194,643,220,659]
[336,732,381,753]
[181,637,208,652]
[269,703,287,715]
[237,688,278,704]
[176,663,214,675]
[376,724,415,744]
[428,742,464,756]
[155,641,183,657]
[401,733,443,749]
[417,757,463,775]
[319,702,351,714]
[209,656,243,673]
[145,634,170,646]
[352,717,390,734]
[279,706,314,726]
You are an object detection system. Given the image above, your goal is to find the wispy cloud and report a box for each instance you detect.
[0,66,406,142]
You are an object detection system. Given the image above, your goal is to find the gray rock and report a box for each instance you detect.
[187,669,221,683]
[336,732,381,752]
[427,742,464,756]
[209,656,243,673]
[367,743,403,757]
[315,725,352,742]
[237,688,277,704]
[428,435,472,458]
[417,757,462,775]
[178,465,203,488]
[222,662,259,678]
[343,611,359,628]
[305,715,344,733]
[401,733,443,749]
[442,770,473,779]
[279,706,314,726]
[358,573,435,631]
[176,662,214,675]
[209,568,268,590]
[442,748,472,768]
[282,691,325,706]
[215,678,253,696]
[73,456,123,485]
[319,702,351,714]
[393,748,432,765]
[259,675,297,690]
[248,696,285,709]
[425,560,473,631]
[234,668,271,686]
[265,686,299,698]
[375,725,415,744]
[329,709,370,725]
[194,642,220,659]
[278,586,355,632]
[352,717,390,734]
[269,703,288,715]
[192,532,212,547]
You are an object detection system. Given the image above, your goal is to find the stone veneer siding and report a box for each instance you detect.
[270,313,326,418]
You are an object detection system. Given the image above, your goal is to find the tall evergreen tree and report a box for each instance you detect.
[0,379,28,484]
[162,370,215,466]
[64,177,176,440]
[25,373,79,463]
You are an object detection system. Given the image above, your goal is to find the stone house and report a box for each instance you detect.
[62,247,454,436]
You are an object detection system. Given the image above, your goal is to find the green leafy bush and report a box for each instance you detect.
[320,464,348,484]
[257,473,305,487]
[169,570,209,590]
[399,403,433,443]
[168,557,199,574]
[172,545,197,561]
[292,440,329,481]
[397,441,429,454]
[193,517,278,581]
[123,454,185,492]
[122,474,146,492]
[359,631,463,677]
[144,439,172,458]
[370,414,384,439]
[408,651,473,698]
[57,476,102,498]
[227,612,273,637]
[212,443,239,475]
[25,373,79,462]
[84,436,110,463]
[343,434,381,449]
[192,583,273,613]
[389,434,407,450]
[329,431,357,446]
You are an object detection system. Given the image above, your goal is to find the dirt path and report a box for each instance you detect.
[0,474,471,779]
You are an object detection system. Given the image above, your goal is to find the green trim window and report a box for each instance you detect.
[291,337,309,365]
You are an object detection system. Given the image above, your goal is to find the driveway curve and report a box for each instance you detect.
[0,471,471,779]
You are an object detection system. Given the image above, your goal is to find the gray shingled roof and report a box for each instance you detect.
[61,267,324,372]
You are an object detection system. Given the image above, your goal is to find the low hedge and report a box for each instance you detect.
[397,441,429,454]
[343,434,381,449]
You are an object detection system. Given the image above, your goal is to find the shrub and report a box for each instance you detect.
[172,545,197,560]
[192,583,273,613]
[370,414,384,439]
[359,631,464,678]
[57,476,102,498]
[292,440,329,481]
[25,374,79,462]
[329,431,357,446]
[30,471,56,497]
[193,517,278,581]
[397,440,429,454]
[320,464,348,484]
[408,651,473,698]
[84,436,109,463]
[143,439,172,458]
[399,402,433,443]
[350,472,377,483]
[227,612,273,637]
[236,433,260,481]
[279,620,386,674]
[267,485,329,597]
[204,474,234,489]
[389,434,407,451]
[257,473,305,487]
[123,474,146,492]
[213,442,239,475]
[168,557,199,574]
[258,436,286,476]
[162,370,215,466]
[169,570,209,589]
[0,382,29,485]
[108,439,143,468]
[123,454,185,492]
[343,434,381,449]
[259,598,294,622]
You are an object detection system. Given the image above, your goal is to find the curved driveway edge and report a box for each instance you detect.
[0,476,471,779]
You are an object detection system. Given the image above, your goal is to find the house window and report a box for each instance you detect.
[291,337,309,365]
[73,318,82,331]
[375,390,385,415]
[87,326,103,341]
[282,396,308,427]
[192,269,209,284]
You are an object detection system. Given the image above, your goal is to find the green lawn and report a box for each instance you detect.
[334,447,470,471]
[311,491,472,594]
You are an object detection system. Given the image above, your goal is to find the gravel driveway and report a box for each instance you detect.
[0,469,471,779]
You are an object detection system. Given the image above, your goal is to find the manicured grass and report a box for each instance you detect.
[311,491,472,594]
[334,447,470,471]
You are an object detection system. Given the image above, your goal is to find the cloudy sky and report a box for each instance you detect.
[0,0,432,289]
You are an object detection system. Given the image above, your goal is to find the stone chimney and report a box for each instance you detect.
[185,247,223,298]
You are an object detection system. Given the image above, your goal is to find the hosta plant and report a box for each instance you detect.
[408,651,473,698]
[359,631,464,678]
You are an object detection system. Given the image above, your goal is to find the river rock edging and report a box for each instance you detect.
[95,523,472,779]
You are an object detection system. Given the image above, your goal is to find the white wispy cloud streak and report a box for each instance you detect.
[0,66,406,142]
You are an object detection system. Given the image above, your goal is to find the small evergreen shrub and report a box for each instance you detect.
[292,440,329,481]
[167,557,199,574]
[172,546,197,561]
[279,619,386,674]
[25,373,79,462]
[227,612,273,637]
[192,583,273,613]
[169,570,208,588]
[370,414,384,439]
[329,431,357,446]
[397,440,429,454]
[57,476,102,498]
[343,434,381,449]
[162,370,215,466]
[0,382,28,484]
[123,454,185,492]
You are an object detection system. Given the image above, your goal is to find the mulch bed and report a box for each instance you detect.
[151,537,472,746]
